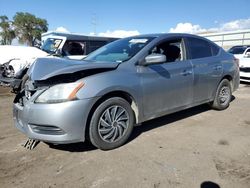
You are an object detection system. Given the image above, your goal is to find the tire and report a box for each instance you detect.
[89,97,135,150]
[210,79,232,110]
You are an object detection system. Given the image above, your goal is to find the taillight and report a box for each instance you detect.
[233,56,239,68]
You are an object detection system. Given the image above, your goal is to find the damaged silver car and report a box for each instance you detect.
[13,33,240,150]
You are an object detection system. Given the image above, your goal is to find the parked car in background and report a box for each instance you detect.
[41,32,118,60]
[13,33,239,150]
[228,45,250,82]
[0,45,47,77]
[0,33,117,92]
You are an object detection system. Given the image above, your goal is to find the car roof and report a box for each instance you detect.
[44,32,118,41]
[131,33,210,40]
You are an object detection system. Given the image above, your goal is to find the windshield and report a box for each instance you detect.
[41,38,63,54]
[85,37,155,63]
[228,46,249,54]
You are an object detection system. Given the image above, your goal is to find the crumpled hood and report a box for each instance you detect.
[28,57,119,81]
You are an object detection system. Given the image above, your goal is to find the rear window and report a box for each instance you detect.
[187,37,212,59]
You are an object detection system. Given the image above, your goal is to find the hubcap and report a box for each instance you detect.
[98,105,129,143]
[219,86,230,105]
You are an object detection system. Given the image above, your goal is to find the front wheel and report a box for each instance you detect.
[89,97,135,150]
[210,79,232,110]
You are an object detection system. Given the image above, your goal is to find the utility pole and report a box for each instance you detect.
[91,13,97,36]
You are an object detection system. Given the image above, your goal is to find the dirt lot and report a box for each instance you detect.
[0,84,250,188]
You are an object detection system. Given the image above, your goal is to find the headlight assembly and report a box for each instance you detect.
[35,82,84,103]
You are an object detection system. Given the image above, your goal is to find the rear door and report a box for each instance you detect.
[186,37,222,103]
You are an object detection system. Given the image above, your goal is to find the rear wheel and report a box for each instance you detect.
[210,79,232,110]
[89,97,135,150]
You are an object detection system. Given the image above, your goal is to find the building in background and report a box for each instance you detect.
[200,29,250,50]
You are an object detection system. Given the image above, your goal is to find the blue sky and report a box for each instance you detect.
[0,0,250,37]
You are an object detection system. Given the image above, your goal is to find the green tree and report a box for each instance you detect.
[13,12,48,46]
[0,15,15,45]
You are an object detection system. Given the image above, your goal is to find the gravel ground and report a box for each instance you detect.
[0,84,250,188]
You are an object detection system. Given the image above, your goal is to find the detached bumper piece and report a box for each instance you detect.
[22,138,40,150]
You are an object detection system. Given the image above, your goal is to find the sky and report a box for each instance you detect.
[0,0,250,37]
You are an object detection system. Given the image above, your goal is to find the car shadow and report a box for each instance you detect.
[231,95,236,102]
[128,103,211,142]
[47,95,236,152]
[200,181,220,188]
[129,94,236,142]
[46,140,97,152]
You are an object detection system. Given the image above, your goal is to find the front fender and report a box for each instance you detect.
[76,70,143,121]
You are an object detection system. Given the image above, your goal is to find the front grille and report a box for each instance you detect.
[240,67,250,72]
[240,76,250,80]
[29,124,65,135]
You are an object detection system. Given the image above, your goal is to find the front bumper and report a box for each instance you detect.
[240,66,250,82]
[13,97,97,144]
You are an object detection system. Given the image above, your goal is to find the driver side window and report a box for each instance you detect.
[149,39,184,63]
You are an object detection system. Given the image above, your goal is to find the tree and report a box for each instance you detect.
[13,12,48,46]
[0,15,15,45]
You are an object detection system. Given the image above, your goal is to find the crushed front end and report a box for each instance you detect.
[13,79,93,144]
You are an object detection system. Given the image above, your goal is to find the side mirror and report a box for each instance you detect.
[144,54,166,65]
[244,52,250,58]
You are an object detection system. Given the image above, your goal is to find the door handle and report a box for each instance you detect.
[213,65,222,70]
[181,70,192,76]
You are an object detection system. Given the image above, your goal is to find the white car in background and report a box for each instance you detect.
[228,45,250,82]
[0,33,117,92]
[0,45,48,78]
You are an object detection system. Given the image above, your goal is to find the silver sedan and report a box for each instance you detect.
[13,33,240,150]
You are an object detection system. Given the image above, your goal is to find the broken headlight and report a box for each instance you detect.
[35,82,84,103]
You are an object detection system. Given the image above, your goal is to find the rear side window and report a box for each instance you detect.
[187,37,212,59]
[210,43,220,56]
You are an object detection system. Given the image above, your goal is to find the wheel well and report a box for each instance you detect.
[222,75,232,82]
[85,91,139,140]
[221,75,233,89]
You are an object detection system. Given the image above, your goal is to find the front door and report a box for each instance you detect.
[138,38,194,119]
